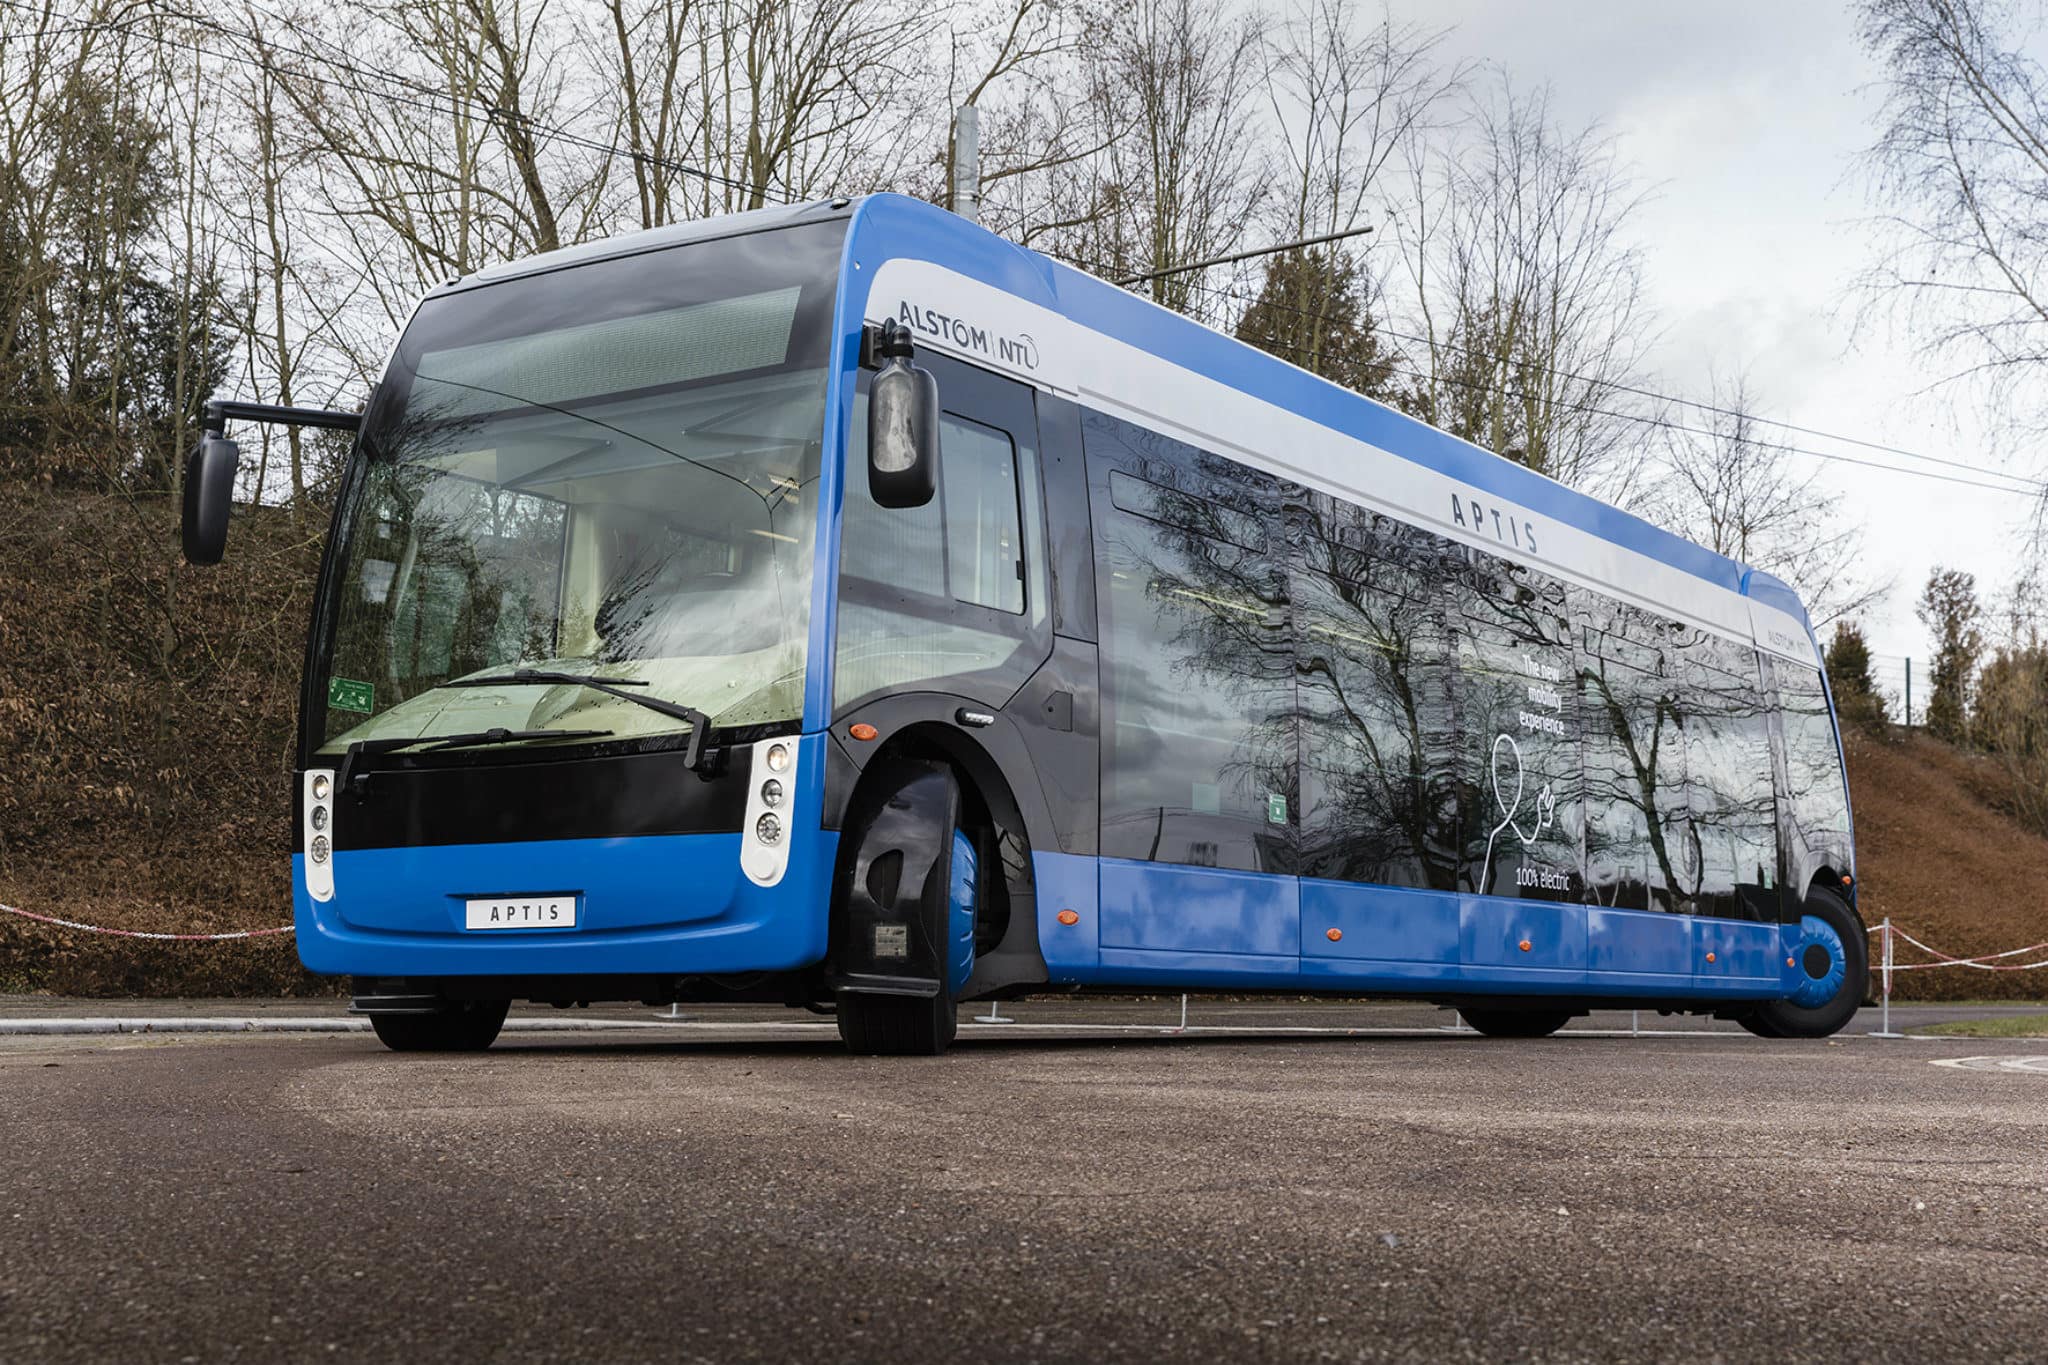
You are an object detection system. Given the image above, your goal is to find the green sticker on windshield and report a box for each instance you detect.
[328,677,375,714]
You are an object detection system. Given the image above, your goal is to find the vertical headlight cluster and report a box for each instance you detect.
[302,769,336,902]
[741,740,795,887]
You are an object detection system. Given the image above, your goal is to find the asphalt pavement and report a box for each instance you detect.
[3,1006,2045,1362]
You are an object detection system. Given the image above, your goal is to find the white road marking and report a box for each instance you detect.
[1929,1055,2048,1073]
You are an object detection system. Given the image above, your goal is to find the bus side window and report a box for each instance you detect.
[1765,657,1852,896]
[1295,497,1460,892]
[1454,552,1581,901]
[1675,635,1777,919]
[939,414,1025,614]
[1089,411,1292,874]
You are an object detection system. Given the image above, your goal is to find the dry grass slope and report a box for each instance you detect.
[1842,729,2048,1000]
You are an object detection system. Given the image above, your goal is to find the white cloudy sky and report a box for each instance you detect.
[1379,0,2035,679]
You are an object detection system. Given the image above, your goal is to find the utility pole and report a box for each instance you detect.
[1904,656,1912,727]
[950,104,981,223]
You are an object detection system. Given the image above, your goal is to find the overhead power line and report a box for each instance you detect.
[1112,224,1377,287]
[1187,275,2015,486]
[1147,270,2042,495]
[1223,314,2045,498]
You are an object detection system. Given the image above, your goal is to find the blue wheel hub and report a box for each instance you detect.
[1787,914,1847,1009]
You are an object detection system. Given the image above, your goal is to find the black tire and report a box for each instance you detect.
[370,1000,509,1052]
[1458,1007,1576,1038]
[1740,887,1867,1040]
[836,991,958,1056]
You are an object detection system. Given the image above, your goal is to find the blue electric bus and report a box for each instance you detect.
[182,194,1863,1053]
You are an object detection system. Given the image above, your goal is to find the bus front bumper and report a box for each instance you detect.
[293,829,836,979]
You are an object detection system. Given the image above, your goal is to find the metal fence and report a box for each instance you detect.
[1866,653,1919,727]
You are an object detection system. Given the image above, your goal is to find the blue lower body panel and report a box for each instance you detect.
[1053,858,1796,1003]
[295,829,837,978]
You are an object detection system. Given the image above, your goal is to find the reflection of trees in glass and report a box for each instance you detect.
[1579,622,1781,916]
[1295,500,1461,891]
[1454,557,1581,899]
[1579,636,1684,910]
[1094,417,1293,873]
[1768,658,1853,893]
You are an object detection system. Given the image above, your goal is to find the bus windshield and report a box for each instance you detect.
[310,221,844,757]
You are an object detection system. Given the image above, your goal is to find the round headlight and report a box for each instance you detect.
[760,778,783,808]
[765,743,791,773]
[309,835,331,864]
[754,812,782,845]
[310,773,331,801]
[310,805,329,832]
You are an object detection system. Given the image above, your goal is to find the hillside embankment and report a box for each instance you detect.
[0,487,2039,998]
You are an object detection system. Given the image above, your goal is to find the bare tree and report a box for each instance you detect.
[1855,0,2048,442]
[1232,0,1459,393]
[1046,0,1268,317]
[1392,75,1657,499]
[1641,373,1890,629]
[925,0,1102,241]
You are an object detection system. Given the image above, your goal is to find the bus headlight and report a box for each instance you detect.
[754,813,782,845]
[765,743,790,773]
[310,773,331,801]
[310,805,329,832]
[760,778,784,808]
[310,835,331,864]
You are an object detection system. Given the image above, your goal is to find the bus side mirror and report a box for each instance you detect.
[182,431,239,565]
[867,319,938,509]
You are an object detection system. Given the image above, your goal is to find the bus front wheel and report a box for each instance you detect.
[836,990,958,1056]
[369,1000,509,1052]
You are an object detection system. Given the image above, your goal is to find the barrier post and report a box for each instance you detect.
[1871,917,1903,1038]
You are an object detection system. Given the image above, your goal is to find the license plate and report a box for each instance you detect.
[465,896,578,930]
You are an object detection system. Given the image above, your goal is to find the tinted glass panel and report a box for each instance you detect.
[942,415,1025,613]
[1770,659,1853,893]
[1457,553,1582,899]
[1576,606,1688,911]
[1091,412,1293,873]
[1296,499,1460,889]
[1674,631,1778,918]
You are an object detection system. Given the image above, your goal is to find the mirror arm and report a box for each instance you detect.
[203,399,362,436]
[858,318,919,371]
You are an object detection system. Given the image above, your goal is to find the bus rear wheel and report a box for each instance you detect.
[836,991,958,1056]
[369,999,509,1052]
[1738,887,1865,1039]
[1458,1007,1575,1038]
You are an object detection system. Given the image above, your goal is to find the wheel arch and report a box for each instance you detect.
[827,713,1051,998]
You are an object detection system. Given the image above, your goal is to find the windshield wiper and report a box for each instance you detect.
[336,727,613,795]
[438,669,715,770]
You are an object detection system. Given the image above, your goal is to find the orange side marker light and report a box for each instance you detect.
[1841,874,1854,887]
[1056,909,1080,926]
[1706,952,1717,964]
[1326,928,1342,942]
[1787,956,1796,968]
[1518,939,1532,953]
[848,723,878,742]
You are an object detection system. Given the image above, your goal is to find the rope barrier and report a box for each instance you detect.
[0,903,293,942]
[1865,921,2048,972]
